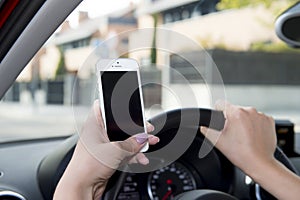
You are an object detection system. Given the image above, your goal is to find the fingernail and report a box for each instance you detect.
[149,125,155,132]
[135,133,148,144]
[215,99,226,110]
[149,135,160,143]
[200,126,207,133]
[154,136,160,143]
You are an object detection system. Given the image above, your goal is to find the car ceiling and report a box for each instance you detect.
[0,0,83,99]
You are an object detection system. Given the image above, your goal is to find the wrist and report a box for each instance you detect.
[246,157,279,182]
[54,158,108,200]
[245,157,300,200]
[55,169,107,200]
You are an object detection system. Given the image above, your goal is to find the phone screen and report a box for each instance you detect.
[101,71,145,141]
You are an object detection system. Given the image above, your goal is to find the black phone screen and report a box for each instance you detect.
[101,71,145,141]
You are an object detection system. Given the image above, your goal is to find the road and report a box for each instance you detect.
[0,102,89,143]
[1,101,300,153]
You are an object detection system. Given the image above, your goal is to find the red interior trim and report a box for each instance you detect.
[0,0,20,29]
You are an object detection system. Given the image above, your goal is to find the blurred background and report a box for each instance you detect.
[1,0,300,143]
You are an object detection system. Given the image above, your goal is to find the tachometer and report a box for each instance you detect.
[147,162,197,200]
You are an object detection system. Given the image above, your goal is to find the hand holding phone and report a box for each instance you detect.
[96,58,149,152]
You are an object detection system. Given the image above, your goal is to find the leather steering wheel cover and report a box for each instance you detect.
[174,189,238,200]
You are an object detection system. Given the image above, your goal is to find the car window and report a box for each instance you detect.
[1,0,300,143]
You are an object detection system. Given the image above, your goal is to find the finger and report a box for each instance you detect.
[90,133,158,169]
[113,132,157,162]
[106,133,148,168]
[93,100,105,128]
[127,134,158,164]
[215,100,230,111]
[135,153,149,165]
[86,137,144,170]
[128,152,150,165]
[127,135,159,164]
[200,126,222,148]
[146,122,155,133]
[215,101,245,121]
[148,135,160,145]
[128,154,139,164]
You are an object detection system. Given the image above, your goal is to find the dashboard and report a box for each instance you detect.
[0,138,65,200]
[114,162,199,199]
[1,108,300,200]
[103,128,234,200]
[0,128,235,200]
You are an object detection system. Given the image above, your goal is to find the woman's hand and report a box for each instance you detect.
[200,101,277,175]
[53,100,159,200]
[201,101,300,200]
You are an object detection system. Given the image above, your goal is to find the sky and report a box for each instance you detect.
[68,0,140,26]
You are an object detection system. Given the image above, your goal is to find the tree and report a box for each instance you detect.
[217,0,297,10]
[150,13,158,64]
[55,47,66,79]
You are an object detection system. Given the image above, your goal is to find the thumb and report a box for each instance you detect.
[89,133,148,170]
[116,133,148,156]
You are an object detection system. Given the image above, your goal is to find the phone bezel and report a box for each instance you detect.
[96,58,149,152]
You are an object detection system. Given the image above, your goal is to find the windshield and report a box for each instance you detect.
[1,0,300,143]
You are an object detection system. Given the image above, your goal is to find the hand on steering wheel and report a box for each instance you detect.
[200,101,300,200]
[201,101,277,178]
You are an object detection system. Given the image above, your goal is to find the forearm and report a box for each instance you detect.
[249,159,300,200]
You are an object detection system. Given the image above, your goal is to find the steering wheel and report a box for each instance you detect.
[147,108,299,200]
[38,108,298,200]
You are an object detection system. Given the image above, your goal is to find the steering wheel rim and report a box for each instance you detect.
[174,189,238,200]
[148,108,298,200]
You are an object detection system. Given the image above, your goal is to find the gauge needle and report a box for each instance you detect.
[162,190,172,200]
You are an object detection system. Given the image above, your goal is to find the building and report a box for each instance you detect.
[9,6,138,105]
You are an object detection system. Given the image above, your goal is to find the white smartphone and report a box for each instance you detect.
[96,58,149,152]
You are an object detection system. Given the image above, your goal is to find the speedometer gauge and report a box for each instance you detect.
[147,162,197,200]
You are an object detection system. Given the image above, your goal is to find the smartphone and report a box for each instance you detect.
[96,58,149,152]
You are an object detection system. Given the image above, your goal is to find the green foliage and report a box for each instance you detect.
[250,41,300,53]
[55,47,66,79]
[217,0,269,10]
[198,35,229,50]
[217,0,297,10]
[213,0,300,53]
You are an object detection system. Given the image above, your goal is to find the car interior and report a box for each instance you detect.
[1,0,300,200]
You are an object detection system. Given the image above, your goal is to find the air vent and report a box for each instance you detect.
[0,190,26,200]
